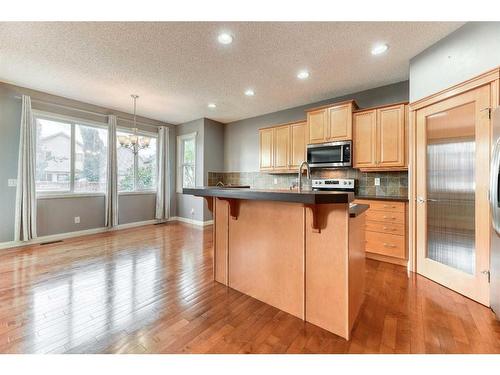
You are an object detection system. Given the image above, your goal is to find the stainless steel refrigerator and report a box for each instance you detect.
[491,107,500,318]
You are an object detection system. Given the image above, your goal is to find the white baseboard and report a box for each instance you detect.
[0,217,212,251]
[170,216,214,227]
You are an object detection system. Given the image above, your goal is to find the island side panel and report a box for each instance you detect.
[228,200,305,319]
[214,198,229,285]
[348,212,366,336]
[305,204,350,339]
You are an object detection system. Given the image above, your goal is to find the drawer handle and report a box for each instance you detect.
[383,205,396,209]
[383,216,396,220]
[383,243,396,248]
[383,226,396,231]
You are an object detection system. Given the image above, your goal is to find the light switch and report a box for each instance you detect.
[74,216,80,224]
[374,178,380,186]
[8,179,17,187]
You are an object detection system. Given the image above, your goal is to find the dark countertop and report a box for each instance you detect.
[183,187,354,205]
[349,203,369,218]
[355,195,408,202]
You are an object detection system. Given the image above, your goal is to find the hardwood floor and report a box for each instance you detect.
[0,222,499,354]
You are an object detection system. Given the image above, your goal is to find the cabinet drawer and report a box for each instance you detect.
[365,221,405,236]
[366,231,405,259]
[366,210,405,224]
[364,200,404,213]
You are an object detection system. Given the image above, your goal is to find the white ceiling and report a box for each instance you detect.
[0,22,463,124]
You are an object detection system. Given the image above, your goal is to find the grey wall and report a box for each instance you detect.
[175,118,205,222]
[0,82,176,243]
[224,80,409,172]
[202,119,225,221]
[175,117,225,222]
[410,22,500,102]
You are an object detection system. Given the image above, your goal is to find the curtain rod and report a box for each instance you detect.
[14,95,163,129]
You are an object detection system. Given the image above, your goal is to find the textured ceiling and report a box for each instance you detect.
[0,22,463,124]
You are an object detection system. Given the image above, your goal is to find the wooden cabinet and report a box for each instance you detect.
[306,100,357,144]
[353,103,408,171]
[354,199,407,266]
[259,121,306,173]
[259,128,273,171]
[273,125,290,170]
[307,108,328,144]
[289,121,307,169]
[352,110,377,168]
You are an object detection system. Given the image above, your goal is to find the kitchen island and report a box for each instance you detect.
[183,187,368,340]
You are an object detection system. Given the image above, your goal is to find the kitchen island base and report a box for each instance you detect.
[211,197,365,340]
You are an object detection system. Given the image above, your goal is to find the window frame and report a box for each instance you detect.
[116,126,158,194]
[176,132,197,193]
[34,110,109,199]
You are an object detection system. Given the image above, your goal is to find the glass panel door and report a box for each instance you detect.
[415,84,491,305]
[426,103,476,274]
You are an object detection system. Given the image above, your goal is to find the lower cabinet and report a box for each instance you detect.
[354,199,408,266]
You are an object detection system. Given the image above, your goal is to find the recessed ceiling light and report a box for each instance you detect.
[244,89,255,96]
[371,43,389,55]
[208,103,216,109]
[297,70,310,80]
[217,33,233,45]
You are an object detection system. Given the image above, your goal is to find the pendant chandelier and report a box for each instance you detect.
[118,94,150,154]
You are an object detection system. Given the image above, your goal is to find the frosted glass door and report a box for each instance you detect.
[425,103,475,274]
[415,85,491,305]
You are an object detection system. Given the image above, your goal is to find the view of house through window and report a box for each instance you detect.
[117,130,157,192]
[35,116,108,193]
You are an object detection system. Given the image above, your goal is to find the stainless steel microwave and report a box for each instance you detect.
[306,140,352,168]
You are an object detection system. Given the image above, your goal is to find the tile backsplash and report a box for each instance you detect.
[207,169,408,198]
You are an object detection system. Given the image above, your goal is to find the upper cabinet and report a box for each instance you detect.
[259,121,307,173]
[306,101,357,144]
[259,127,274,171]
[353,103,408,171]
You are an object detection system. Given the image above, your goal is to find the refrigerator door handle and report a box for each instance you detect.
[491,138,500,235]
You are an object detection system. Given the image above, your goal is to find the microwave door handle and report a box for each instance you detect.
[340,145,344,162]
[491,139,500,235]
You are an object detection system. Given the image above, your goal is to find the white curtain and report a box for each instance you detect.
[155,126,170,220]
[105,115,119,227]
[14,95,37,241]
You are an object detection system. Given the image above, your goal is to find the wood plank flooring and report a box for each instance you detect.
[0,222,499,354]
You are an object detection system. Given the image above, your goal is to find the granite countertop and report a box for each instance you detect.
[354,195,408,202]
[183,187,354,205]
[349,203,369,218]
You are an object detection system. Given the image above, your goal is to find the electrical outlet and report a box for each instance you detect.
[374,178,381,186]
[8,179,17,187]
[190,208,195,216]
[273,178,278,185]
[74,216,80,224]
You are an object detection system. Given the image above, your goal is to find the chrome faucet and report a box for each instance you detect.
[298,161,310,192]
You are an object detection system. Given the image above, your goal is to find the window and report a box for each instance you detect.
[177,132,197,193]
[35,114,108,194]
[117,130,157,192]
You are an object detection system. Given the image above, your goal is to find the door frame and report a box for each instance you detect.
[408,67,500,276]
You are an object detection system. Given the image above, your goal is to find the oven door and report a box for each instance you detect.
[307,141,351,168]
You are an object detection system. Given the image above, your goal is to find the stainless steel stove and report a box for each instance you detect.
[311,178,355,192]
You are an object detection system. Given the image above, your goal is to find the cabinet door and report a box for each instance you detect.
[307,109,327,144]
[259,128,273,171]
[377,104,405,167]
[327,103,352,141]
[353,110,377,168]
[289,122,306,169]
[273,125,290,170]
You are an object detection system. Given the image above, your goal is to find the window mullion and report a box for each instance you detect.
[134,150,138,191]
[70,123,75,193]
